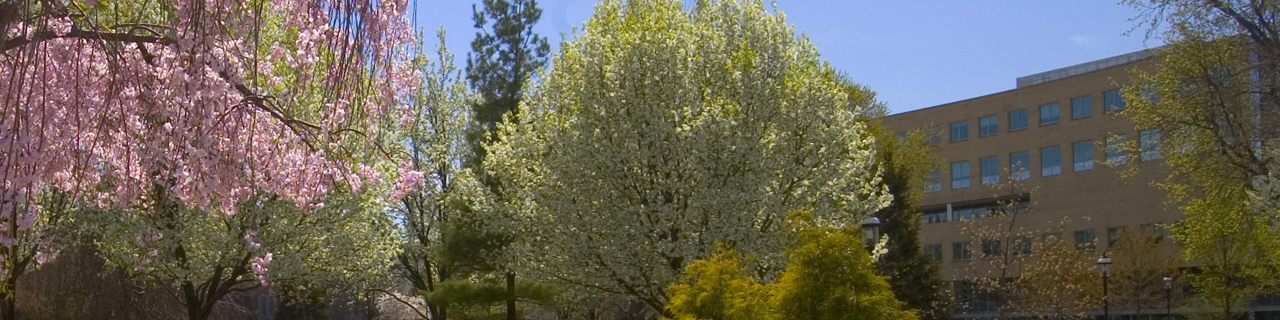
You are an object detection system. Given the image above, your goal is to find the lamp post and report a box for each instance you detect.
[860,216,881,250]
[1164,276,1174,319]
[1098,257,1112,319]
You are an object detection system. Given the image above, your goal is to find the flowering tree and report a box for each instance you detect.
[484,0,890,315]
[383,29,512,320]
[1,0,416,319]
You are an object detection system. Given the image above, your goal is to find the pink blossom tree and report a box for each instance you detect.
[1,0,418,319]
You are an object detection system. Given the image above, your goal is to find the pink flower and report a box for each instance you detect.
[390,161,424,200]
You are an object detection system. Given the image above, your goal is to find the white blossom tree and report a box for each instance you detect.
[484,0,890,315]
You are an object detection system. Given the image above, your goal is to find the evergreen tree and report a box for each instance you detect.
[868,125,953,320]
[467,0,552,132]
[465,1,551,319]
[853,86,952,320]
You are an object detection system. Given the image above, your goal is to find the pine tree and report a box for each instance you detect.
[465,1,551,319]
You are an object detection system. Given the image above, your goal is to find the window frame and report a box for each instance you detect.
[1039,102,1060,125]
[1104,89,1126,112]
[950,121,969,142]
[1073,140,1094,172]
[1074,229,1097,251]
[1009,109,1029,131]
[1041,146,1062,177]
[922,208,948,224]
[924,126,941,146]
[953,241,972,261]
[1140,129,1162,161]
[924,169,942,193]
[980,156,1000,185]
[1071,95,1092,119]
[979,115,999,136]
[925,243,943,262]
[1010,151,1030,181]
[1106,134,1128,165]
[951,161,971,189]
[1107,226,1128,248]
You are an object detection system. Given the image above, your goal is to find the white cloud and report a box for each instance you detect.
[1069,35,1106,49]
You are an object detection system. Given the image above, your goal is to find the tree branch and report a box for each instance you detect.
[2,27,173,53]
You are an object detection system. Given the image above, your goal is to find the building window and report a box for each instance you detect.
[1106,134,1128,165]
[1043,232,1063,246]
[1140,129,1162,161]
[1104,89,1126,112]
[1107,226,1128,248]
[1140,83,1160,103]
[922,208,948,224]
[1012,201,1031,215]
[1142,223,1168,243]
[1010,151,1030,181]
[1041,146,1061,176]
[953,241,972,261]
[979,115,998,136]
[1074,229,1097,250]
[1015,237,1033,255]
[1073,140,1094,172]
[951,203,994,221]
[1009,109,1028,131]
[952,161,970,189]
[981,239,1002,257]
[924,126,941,146]
[1071,95,1092,119]
[1040,102,1060,125]
[925,243,943,262]
[925,169,941,193]
[980,156,1000,185]
[950,121,969,142]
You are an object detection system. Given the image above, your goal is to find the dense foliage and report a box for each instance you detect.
[1123,1,1280,316]
[484,0,890,314]
[1,0,417,318]
[665,212,918,320]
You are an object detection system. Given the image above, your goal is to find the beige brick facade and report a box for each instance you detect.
[881,50,1180,281]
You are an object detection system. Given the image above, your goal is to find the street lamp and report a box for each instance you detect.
[860,216,881,250]
[1164,276,1174,319]
[1098,257,1112,319]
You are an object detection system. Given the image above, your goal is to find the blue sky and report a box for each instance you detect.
[412,1,1164,114]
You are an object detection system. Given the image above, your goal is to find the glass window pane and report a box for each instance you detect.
[980,156,999,185]
[950,121,969,142]
[1107,226,1127,247]
[1073,140,1094,171]
[1010,151,1030,180]
[1009,109,1028,131]
[1106,134,1128,165]
[981,240,1002,256]
[923,208,948,224]
[979,116,998,136]
[1072,96,1092,119]
[953,242,971,261]
[1040,103,1060,125]
[1074,229,1096,250]
[1041,146,1061,176]
[926,244,943,262]
[924,126,941,146]
[1141,129,1162,161]
[1104,89,1126,112]
[925,169,941,192]
[952,161,970,189]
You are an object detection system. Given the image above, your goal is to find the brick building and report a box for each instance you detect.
[882,49,1183,318]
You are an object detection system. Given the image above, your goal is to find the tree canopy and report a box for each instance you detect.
[1123,1,1280,316]
[484,0,890,315]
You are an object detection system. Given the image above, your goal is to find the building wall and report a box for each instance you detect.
[882,55,1180,280]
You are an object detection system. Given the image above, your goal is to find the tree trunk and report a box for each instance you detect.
[506,271,517,320]
[2,291,14,320]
